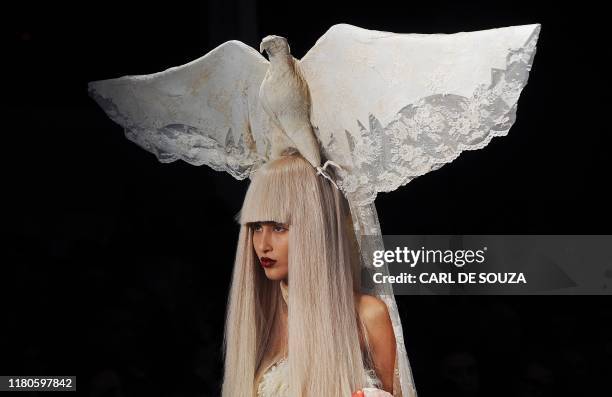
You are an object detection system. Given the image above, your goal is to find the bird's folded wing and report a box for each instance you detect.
[300,23,541,205]
[88,40,273,180]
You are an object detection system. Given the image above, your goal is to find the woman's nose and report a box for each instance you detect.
[258,228,273,252]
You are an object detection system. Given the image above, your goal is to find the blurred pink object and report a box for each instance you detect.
[362,388,393,397]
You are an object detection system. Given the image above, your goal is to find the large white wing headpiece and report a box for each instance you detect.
[300,23,541,206]
[88,23,541,397]
[88,40,274,180]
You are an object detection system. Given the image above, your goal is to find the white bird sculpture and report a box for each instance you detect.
[258,35,321,168]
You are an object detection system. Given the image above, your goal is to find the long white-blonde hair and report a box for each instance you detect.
[221,152,374,396]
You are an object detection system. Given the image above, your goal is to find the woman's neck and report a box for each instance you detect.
[280,279,289,305]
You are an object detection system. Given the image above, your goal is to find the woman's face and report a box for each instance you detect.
[251,221,289,281]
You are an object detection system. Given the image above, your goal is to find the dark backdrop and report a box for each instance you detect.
[5,1,610,396]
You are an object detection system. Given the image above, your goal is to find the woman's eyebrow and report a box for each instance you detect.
[265,221,290,227]
[248,221,289,227]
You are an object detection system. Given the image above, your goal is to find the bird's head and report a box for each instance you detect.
[260,35,290,57]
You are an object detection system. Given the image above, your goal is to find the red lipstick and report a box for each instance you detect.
[260,257,276,268]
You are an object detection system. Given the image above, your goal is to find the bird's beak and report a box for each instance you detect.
[259,42,265,54]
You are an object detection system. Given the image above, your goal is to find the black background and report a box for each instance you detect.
[5,1,610,396]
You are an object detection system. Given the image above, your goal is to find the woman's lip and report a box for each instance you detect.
[260,258,276,267]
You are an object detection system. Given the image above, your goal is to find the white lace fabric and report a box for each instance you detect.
[303,24,541,207]
[257,357,289,397]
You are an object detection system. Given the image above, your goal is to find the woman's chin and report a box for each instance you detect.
[263,267,287,281]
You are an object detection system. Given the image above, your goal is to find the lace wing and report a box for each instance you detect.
[88,40,274,180]
[300,23,541,205]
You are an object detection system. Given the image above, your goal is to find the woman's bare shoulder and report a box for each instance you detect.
[356,293,397,392]
[356,293,391,325]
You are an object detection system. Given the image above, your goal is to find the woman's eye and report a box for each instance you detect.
[252,223,262,231]
[274,225,287,232]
